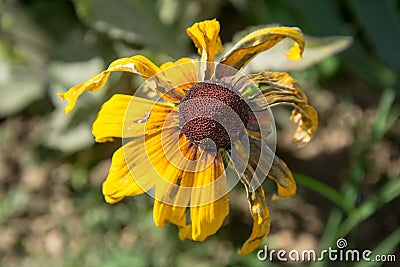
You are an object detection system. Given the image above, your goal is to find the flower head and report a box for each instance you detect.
[59,19,317,255]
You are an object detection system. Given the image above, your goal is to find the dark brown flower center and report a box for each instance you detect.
[179,82,249,151]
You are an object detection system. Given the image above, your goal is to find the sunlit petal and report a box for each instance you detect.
[58,55,161,114]
[92,94,177,142]
[220,26,304,70]
[160,57,200,91]
[186,19,223,62]
[153,139,197,227]
[102,144,154,204]
[179,153,229,241]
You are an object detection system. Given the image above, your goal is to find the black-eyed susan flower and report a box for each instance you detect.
[59,19,317,255]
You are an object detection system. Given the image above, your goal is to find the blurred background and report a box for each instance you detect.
[0,0,399,266]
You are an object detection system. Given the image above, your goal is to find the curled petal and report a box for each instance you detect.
[238,171,270,255]
[224,146,270,255]
[58,55,160,114]
[186,19,223,62]
[290,105,318,146]
[249,72,318,146]
[246,137,296,200]
[220,26,304,70]
[269,155,296,200]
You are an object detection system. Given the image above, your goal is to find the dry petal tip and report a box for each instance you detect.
[285,42,303,60]
[58,91,74,114]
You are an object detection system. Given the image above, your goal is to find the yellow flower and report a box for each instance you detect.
[59,19,318,255]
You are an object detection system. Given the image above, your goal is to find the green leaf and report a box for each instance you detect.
[73,0,185,57]
[0,66,45,116]
[350,0,400,74]
[372,88,399,140]
[0,3,50,116]
[353,228,400,267]
[337,177,400,237]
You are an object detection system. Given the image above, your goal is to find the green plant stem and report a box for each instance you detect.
[337,177,400,237]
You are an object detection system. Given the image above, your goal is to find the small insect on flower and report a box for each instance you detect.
[59,19,318,255]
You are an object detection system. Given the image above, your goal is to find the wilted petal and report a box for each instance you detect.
[58,55,161,113]
[220,26,304,70]
[290,105,318,146]
[249,72,318,146]
[246,137,296,199]
[238,171,270,255]
[186,19,223,62]
[268,155,297,200]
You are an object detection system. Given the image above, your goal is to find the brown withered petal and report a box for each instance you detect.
[249,72,318,146]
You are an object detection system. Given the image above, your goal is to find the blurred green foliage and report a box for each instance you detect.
[0,0,399,266]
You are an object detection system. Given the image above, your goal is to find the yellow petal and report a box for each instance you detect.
[92,94,130,143]
[58,55,161,114]
[220,26,305,70]
[104,123,183,204]
[153,199,187,227]
[153,142,198,228]
[186,19,223,62]
[238,171,270,255]
[58,71,110,114]
[179,153,229,241]
[160,57,199,90]
[286,42,302,60]
[245,137,297,200]
[269,155,296,200]
[102,144,154,204]
[93,94,177,142]
[290,105,318,146]
[249,71,318,146]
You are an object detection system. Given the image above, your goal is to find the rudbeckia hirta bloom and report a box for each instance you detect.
[59,19,317,255]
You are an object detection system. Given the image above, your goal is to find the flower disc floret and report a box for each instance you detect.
[179,82,250,150]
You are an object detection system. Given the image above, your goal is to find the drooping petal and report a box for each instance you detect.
[290,105,318,146]
[238,170,270,256]
[268,155,297,200]
[225,140,270,255]
[220,26,305,70]
[153,139,197,228]
[102,144,155,204]
[92,94,177,142]
[58,55,161,114]
[103,123,181,204]
[179,152,229,241]
[186,19,223,62]
[246,136,297,200]
[249,71,318,146]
